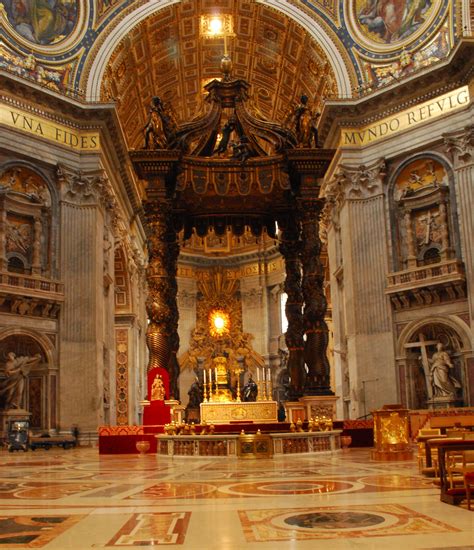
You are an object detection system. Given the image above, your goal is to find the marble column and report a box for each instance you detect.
[324,159,396,417]
[444,125,474,334]
[57,167,111,433]
[31,216,42,275]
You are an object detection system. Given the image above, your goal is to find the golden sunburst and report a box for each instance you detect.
[208,308,230,337]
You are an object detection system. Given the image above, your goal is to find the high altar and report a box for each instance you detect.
[200,356,277,423]
[130,49,335,429]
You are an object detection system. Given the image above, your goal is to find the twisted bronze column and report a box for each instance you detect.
[299,197,332,395]
[144,200,180,395]
[279,216,305,399]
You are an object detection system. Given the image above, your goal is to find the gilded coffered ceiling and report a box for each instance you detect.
[101,1,338,150]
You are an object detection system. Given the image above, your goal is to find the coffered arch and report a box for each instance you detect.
[84,0,354,112]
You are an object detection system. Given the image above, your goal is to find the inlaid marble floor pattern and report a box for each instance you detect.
[0,447,472,549]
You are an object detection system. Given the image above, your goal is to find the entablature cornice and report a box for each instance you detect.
[0,72,144,230]
[386,260,466,311]
[319,39,474,148]
[0,270,64,319]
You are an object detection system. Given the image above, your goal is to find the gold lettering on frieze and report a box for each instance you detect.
[0,103,100,151]
[177,266,196,278]
[341,86,470,147]
[239,264,259,277]
[266,259,283,273]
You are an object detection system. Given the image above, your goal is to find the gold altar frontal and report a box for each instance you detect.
[200,400,278,424]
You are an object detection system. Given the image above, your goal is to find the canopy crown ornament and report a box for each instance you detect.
[142,55,298,159]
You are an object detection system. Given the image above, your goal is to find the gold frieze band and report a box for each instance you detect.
[341,86,470,147]
[0,103,100,151]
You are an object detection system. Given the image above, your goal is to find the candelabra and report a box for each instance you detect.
[234,365,243,402]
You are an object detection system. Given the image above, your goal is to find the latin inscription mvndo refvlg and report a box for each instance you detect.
[342,86,470,147]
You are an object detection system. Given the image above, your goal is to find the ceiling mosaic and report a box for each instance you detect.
[349,0,442,48]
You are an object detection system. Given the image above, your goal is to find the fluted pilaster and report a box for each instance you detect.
[444,125,474,327]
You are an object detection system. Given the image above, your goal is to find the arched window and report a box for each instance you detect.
[7,256,26,274]
[422,247,441,266]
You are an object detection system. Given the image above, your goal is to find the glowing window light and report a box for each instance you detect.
[200,14,233,38]
[209,17,223,35]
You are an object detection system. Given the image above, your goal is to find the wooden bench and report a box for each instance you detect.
[430,415,474,430]
[30,435,76,450]
[427,438,474,505]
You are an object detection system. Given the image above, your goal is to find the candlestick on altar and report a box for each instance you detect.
[208,380,213,402]
[235,366,242,403]
[257,367,260,382]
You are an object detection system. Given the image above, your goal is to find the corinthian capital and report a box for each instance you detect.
[336,158,386,200]
[444,125,474,167]
[57,164,117,211]
[321,158,386,231]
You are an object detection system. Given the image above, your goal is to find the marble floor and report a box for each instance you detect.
[0,446,472,549]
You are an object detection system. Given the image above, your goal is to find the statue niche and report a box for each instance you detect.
[392,158,455,270]
[403,323,464,409]
[0,166,52,277]
[0,335,47,430]
[0,352,41,410]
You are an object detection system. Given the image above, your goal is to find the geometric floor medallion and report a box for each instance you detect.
[238,504,460,542]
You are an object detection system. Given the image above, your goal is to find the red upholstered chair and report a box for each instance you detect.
[464,471,474,511]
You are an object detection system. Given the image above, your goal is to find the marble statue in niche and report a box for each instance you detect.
[0,351,41,409]
[429,342,461,399]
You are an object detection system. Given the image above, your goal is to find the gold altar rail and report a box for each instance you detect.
[0,271,64,298]
[200,400,278,424]
[156,430,342,458]
[386,260,465,292]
